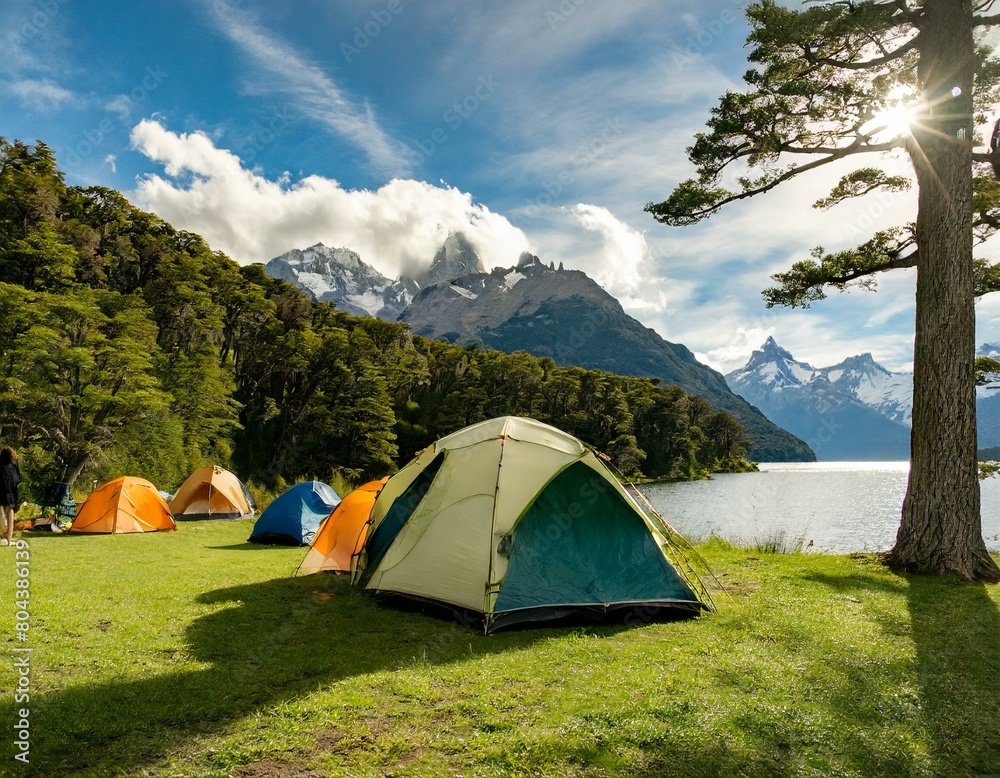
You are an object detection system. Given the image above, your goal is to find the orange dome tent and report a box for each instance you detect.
[71,477,176,534]
[170,466,255,520]
[297,478,387,575]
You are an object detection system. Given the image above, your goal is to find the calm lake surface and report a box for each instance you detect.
[642,462,1000,554]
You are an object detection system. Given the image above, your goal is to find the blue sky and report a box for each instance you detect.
[2,0,999,373]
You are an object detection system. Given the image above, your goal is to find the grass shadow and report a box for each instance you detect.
[805,567,1000,775]
[902,573,1000,774]
[8,573,636,774]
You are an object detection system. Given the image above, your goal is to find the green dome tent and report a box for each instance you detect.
[354,416,709,632]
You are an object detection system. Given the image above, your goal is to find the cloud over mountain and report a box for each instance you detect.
[129,120,531,276]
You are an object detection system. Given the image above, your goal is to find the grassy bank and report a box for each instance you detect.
[1,523,998,777]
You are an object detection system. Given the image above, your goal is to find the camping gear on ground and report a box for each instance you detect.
[297,478,388,575]
[354,416,708,632]
[30,518,65,533]
[248,481,341,546]
[170,466,255,520]
[44,481,77,523]
[70,477,176,534]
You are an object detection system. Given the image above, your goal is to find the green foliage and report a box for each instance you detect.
[763,227,914,307]
[976,356,1000,386]
[0,284,174,484]
[813,168,911,210]
[0,138,755,495]
[648,1,1000,304]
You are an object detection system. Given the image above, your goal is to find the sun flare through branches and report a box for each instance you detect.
[864,89,922,143]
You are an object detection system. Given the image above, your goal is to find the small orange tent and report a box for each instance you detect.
[297,478,387,575]
[170,466,255,520]
[71,477,176,534]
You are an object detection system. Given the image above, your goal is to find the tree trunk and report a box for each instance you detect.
[886,0,1000,581]
[64,455,90,488]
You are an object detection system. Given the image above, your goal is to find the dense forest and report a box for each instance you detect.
[0,139,754,500]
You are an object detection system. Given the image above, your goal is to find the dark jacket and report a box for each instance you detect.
[0,463,20,507]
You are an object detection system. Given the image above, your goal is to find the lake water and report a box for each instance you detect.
[641,462,1000,554]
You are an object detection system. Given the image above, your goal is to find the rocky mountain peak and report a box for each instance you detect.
[417,232,485,286]
[742,337,806,375]
[725,342,912,459]
[757,336,795,360]
[264,243,408,320]
[831,352,890,380]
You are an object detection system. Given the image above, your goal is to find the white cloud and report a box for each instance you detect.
[105,95,134,119]
[697,326,772,373]
[210,2,410,176]
[572,204,651,298]
[7,78,75,112]
[129,120,529,274]
[103,154,116,173]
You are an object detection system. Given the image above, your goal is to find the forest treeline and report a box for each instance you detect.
[0,139,754,499]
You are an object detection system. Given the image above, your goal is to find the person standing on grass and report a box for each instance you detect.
[0,446,20,546]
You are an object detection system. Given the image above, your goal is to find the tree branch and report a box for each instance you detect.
[648,138,900,225]
[823,251,918,284]
[762,228,918,308]
[807,36,919,70]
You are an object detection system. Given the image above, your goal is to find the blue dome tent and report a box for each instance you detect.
[248,481,341,546]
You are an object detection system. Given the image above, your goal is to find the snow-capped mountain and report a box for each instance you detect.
[264,232,487,320]
[400,257,814,462]
[726,338,911,460]
[727,338,1000,459]
[264,244,416,319]
[262,241,814,461]
[818,353,912,425]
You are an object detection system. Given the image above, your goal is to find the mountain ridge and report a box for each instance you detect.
[727,339,999,459]
[263,238,815,462]
[263,232,487,320]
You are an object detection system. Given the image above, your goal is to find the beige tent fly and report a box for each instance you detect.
[354,416,707,632]
[170,466,255,520]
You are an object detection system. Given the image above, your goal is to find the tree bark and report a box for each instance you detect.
[886,0,1000,581]
[64,455,89,488]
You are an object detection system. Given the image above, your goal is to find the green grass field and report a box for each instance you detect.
[1,522,998,777]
